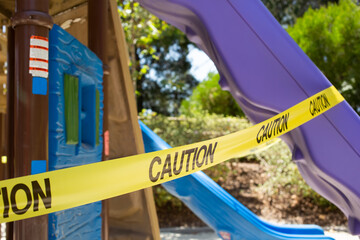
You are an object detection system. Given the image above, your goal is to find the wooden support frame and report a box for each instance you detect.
[107,0,160,239]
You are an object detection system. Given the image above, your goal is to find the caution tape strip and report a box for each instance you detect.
[0,86,344,223]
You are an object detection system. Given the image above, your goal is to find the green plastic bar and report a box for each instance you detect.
[64,74,79,145]
[96,89,100,146]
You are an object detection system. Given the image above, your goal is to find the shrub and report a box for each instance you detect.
[180,73,244,117]
[256,140,336,208]
[140,111,250,147]
[141,112,253,207]
[288,0,360,114]
[142,113,334,211]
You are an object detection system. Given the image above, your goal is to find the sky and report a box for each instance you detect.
[187,47,218,81]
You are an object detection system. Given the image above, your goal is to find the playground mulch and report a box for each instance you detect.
[156,161,347,228]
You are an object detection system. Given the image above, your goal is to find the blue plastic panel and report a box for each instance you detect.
[32,77,47,95]
[81,85,96,148]
[48,24,103,240]
[31,160,47,175]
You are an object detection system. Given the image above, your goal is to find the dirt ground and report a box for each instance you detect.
[156,162,347,228]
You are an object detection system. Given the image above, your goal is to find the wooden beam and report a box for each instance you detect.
[52,3,88,46]
[0,93,6,113]
[0,75,5,85]
[108,0,160,239]
[49,0,86,17]
[0,33,6,62]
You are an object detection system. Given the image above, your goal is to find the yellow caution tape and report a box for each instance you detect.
[0,86,344,223]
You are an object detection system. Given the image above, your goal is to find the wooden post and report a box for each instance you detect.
[5,25,14,240]
[11,0,52,239]
[88,0,109,239]
[107,1,160,239]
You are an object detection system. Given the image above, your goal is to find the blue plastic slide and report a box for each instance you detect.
[140,121,333,240]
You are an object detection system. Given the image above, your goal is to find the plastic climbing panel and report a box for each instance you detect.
[48,24,103,240]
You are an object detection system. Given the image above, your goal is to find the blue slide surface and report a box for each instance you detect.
[140,121,333,240]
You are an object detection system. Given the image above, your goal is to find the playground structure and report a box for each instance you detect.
[0,0,359,239]
[0,0,159,239]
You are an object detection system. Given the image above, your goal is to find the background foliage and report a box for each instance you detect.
[256,141,335,208]
[140,113,331,208]
[261,0,339,25]
[288,0,360,114]
[118,0,197,115]
[140,113,252,208]
[180,73,244,117]
[140,111,250,147]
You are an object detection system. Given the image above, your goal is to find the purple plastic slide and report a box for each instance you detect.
[138,0,360,235]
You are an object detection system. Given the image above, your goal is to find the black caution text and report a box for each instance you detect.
[149,142,218,183]
[1,178,52,218]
